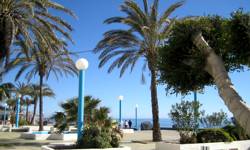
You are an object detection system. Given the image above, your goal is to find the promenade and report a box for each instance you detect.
[0,130,180,150]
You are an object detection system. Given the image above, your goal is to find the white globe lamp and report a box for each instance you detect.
[75,58,89,70]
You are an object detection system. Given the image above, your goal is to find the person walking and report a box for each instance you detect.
[124,120,128,128]
[128,120,132,129]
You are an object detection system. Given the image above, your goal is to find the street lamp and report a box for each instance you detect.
[15,94,21,128]
[75,58,89,140]
[135,104,138,130]
[3,103,7,125]
[118,95,123,127]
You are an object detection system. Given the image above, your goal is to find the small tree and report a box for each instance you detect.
[169,100,203,143]
[200,110,230,128]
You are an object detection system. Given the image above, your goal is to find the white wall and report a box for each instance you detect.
[156,140,250,150]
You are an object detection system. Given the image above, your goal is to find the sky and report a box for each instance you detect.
[3,0,250,119]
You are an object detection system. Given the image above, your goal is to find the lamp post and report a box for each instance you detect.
[15,94,21,128]
[118,95,123,127]
[135,104,138,130]
[194,91,197,102]
[75,58,89,140]
[3,103,7,125]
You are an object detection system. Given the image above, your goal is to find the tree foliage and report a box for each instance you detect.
[200,110,230,128]
[197,129,234,143]
[0,0,75,65]
[158,9,250,95]
[52,96,112,130]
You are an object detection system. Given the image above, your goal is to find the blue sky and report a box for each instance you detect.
[4,0,250,119]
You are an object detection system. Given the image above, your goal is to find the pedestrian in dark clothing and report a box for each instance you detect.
[128,120,132,129]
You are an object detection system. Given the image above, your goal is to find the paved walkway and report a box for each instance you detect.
[121,130,180,150]
[0,132,65,150]
[0,130,180,150]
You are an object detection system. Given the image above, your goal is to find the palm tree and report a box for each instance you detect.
[53,95,112,130]
[60,96,101,125]
[0,0,75,65]
[0,82,14,101]
[24,97,33,122]
[6,98,16,111]
[14,82,30,114]
[28,84,55,125]
[8,43,77,131]
[94,0,184,141]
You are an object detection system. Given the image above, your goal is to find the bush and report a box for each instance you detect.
[200,110,230,128]
[197,129,234,143]
[19,118,29,126]
[76,126,121,148]
[223,125,250,140]
[140,121,152,130]
[179,132,197,144]
[169,100,202,143]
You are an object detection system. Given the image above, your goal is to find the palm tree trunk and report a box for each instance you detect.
[193,33,250,135]
[0,17,13,64]
[26,102,29,122]
[39,75,44,131]
[31,97,37,125]
[149,63,162,142]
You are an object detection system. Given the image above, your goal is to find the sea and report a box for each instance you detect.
[119,118,231,129]
[118,118,173,129]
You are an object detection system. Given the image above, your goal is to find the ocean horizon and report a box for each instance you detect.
[115,118,173,128]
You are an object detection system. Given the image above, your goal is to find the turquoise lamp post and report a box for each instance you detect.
[75,58,89,141]
[135,104,138,130]
[15,94,21,128]
[194,91,197,102]
[118,95,123,128]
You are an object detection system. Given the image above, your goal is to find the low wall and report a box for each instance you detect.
[21,133,77,141]
[22,125,53,131]
[41,143,131,150]
[21,132,51,140]
[0,125,11,132]
[120,129,134,134]
[156,140,250,150]
[48,133,77,141]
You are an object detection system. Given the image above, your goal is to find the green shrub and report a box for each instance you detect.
[200,110,230,128]
[76,126,121,148]
[223,125,250,140]
[197,129,234,143]
[169,100,202,143]
[179,132,197,144]
[19,118,29,126]
[77,126,111,148]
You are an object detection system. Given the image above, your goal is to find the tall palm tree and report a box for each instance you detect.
[0,0,75,65]
[94,0,184,141]
[28,84,55,125]
[8,43,77,131]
